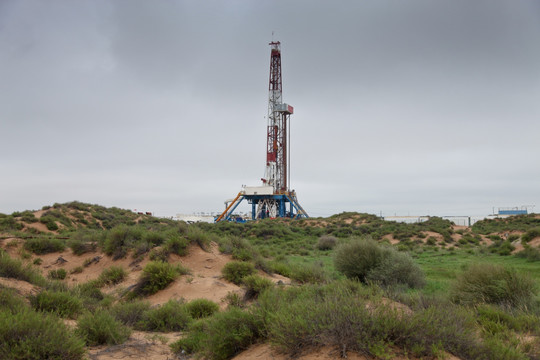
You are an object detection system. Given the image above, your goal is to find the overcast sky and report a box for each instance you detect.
[1,1,539,218]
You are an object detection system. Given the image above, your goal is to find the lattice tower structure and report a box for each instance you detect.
[264,41,289,194]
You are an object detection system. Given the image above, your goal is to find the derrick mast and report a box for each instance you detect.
[264,41,293,193]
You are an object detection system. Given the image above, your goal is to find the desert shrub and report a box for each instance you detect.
[96,266,127,286]
[219,236,255,262]
[522,228,540,243]
[450,263,537,310]
[110,300,151,326]
[40,216,59,231]
[334,238,424,289]
[425,236,437,245]
[366,249,425,289]
[30,290,83,319]
[48,268,67,280]
[131,261,181,297]
[187,226,215,250]
[19,211,38,223]
[185,298,220,319]
[132,239,152,258]
[242,274,273,299]
[171,307,260,360]
[221,261,256,285]
[138,299,192,332]
[73,282,105,302]
[489,240,515,256]
[0,215,24,231]
[255,282,510,360]
[149,247,169,262]
[143,231,166,246]
[516,246,540,262]
[33,257,43,265]
[70,266,84,274]
[103,225,142,259]
[76,310,131,346]
[0,287,27,313]
[268,260,292,278]
[334,238,383,281]
[289,262,329,284]
[223,291,244,308]
[316,235,338,250]
[24,237,65,254]
[0,308,85,360]
[68,239,97,256]
[0,252,46,286]
[165,234,189,256]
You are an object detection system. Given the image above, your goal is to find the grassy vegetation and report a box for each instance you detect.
[2,203,540,359]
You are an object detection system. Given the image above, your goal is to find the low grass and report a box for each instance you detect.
[414,248,540,296]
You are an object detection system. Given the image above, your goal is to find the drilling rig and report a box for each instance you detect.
[215,41,308,222]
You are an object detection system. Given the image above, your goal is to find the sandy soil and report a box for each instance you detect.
[232,344,461,360]
[87,331,181,360]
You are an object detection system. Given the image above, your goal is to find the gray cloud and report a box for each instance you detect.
[1,0,539,217]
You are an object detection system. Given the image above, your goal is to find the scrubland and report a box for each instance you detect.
[1,202,540,359]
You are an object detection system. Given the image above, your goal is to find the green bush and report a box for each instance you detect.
[165,234,189,256]
[68,239,96,256]
[131,261,180,296]
[171,307,260,360]
[0,287,28,313]
[19,211,38,223]
[143,231,166,246]
[30,290,83,319]
[366,249,425,289]
[138,299,192,332]
[185,298,220,319]
[450,263,537,310]
[0,252,46,286]
[289,262,329,284]
[334,238,384,281]
[316,235,338,250]
[40,216,59,231]
[522,228,540,243]
[0,215,24,231]
[96,266,127,287]
[0,308,85,359]
[73,282,105,303]
[76,310,131,346]
[187,226,214,250]
[24,237,65,254]
[242,274,273,299]
[334,238,425,289]
[103,225,142,259]
[221,261,256,285]
[110,300,151,327]
[253,281,519,360]
[48,268,67,280]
